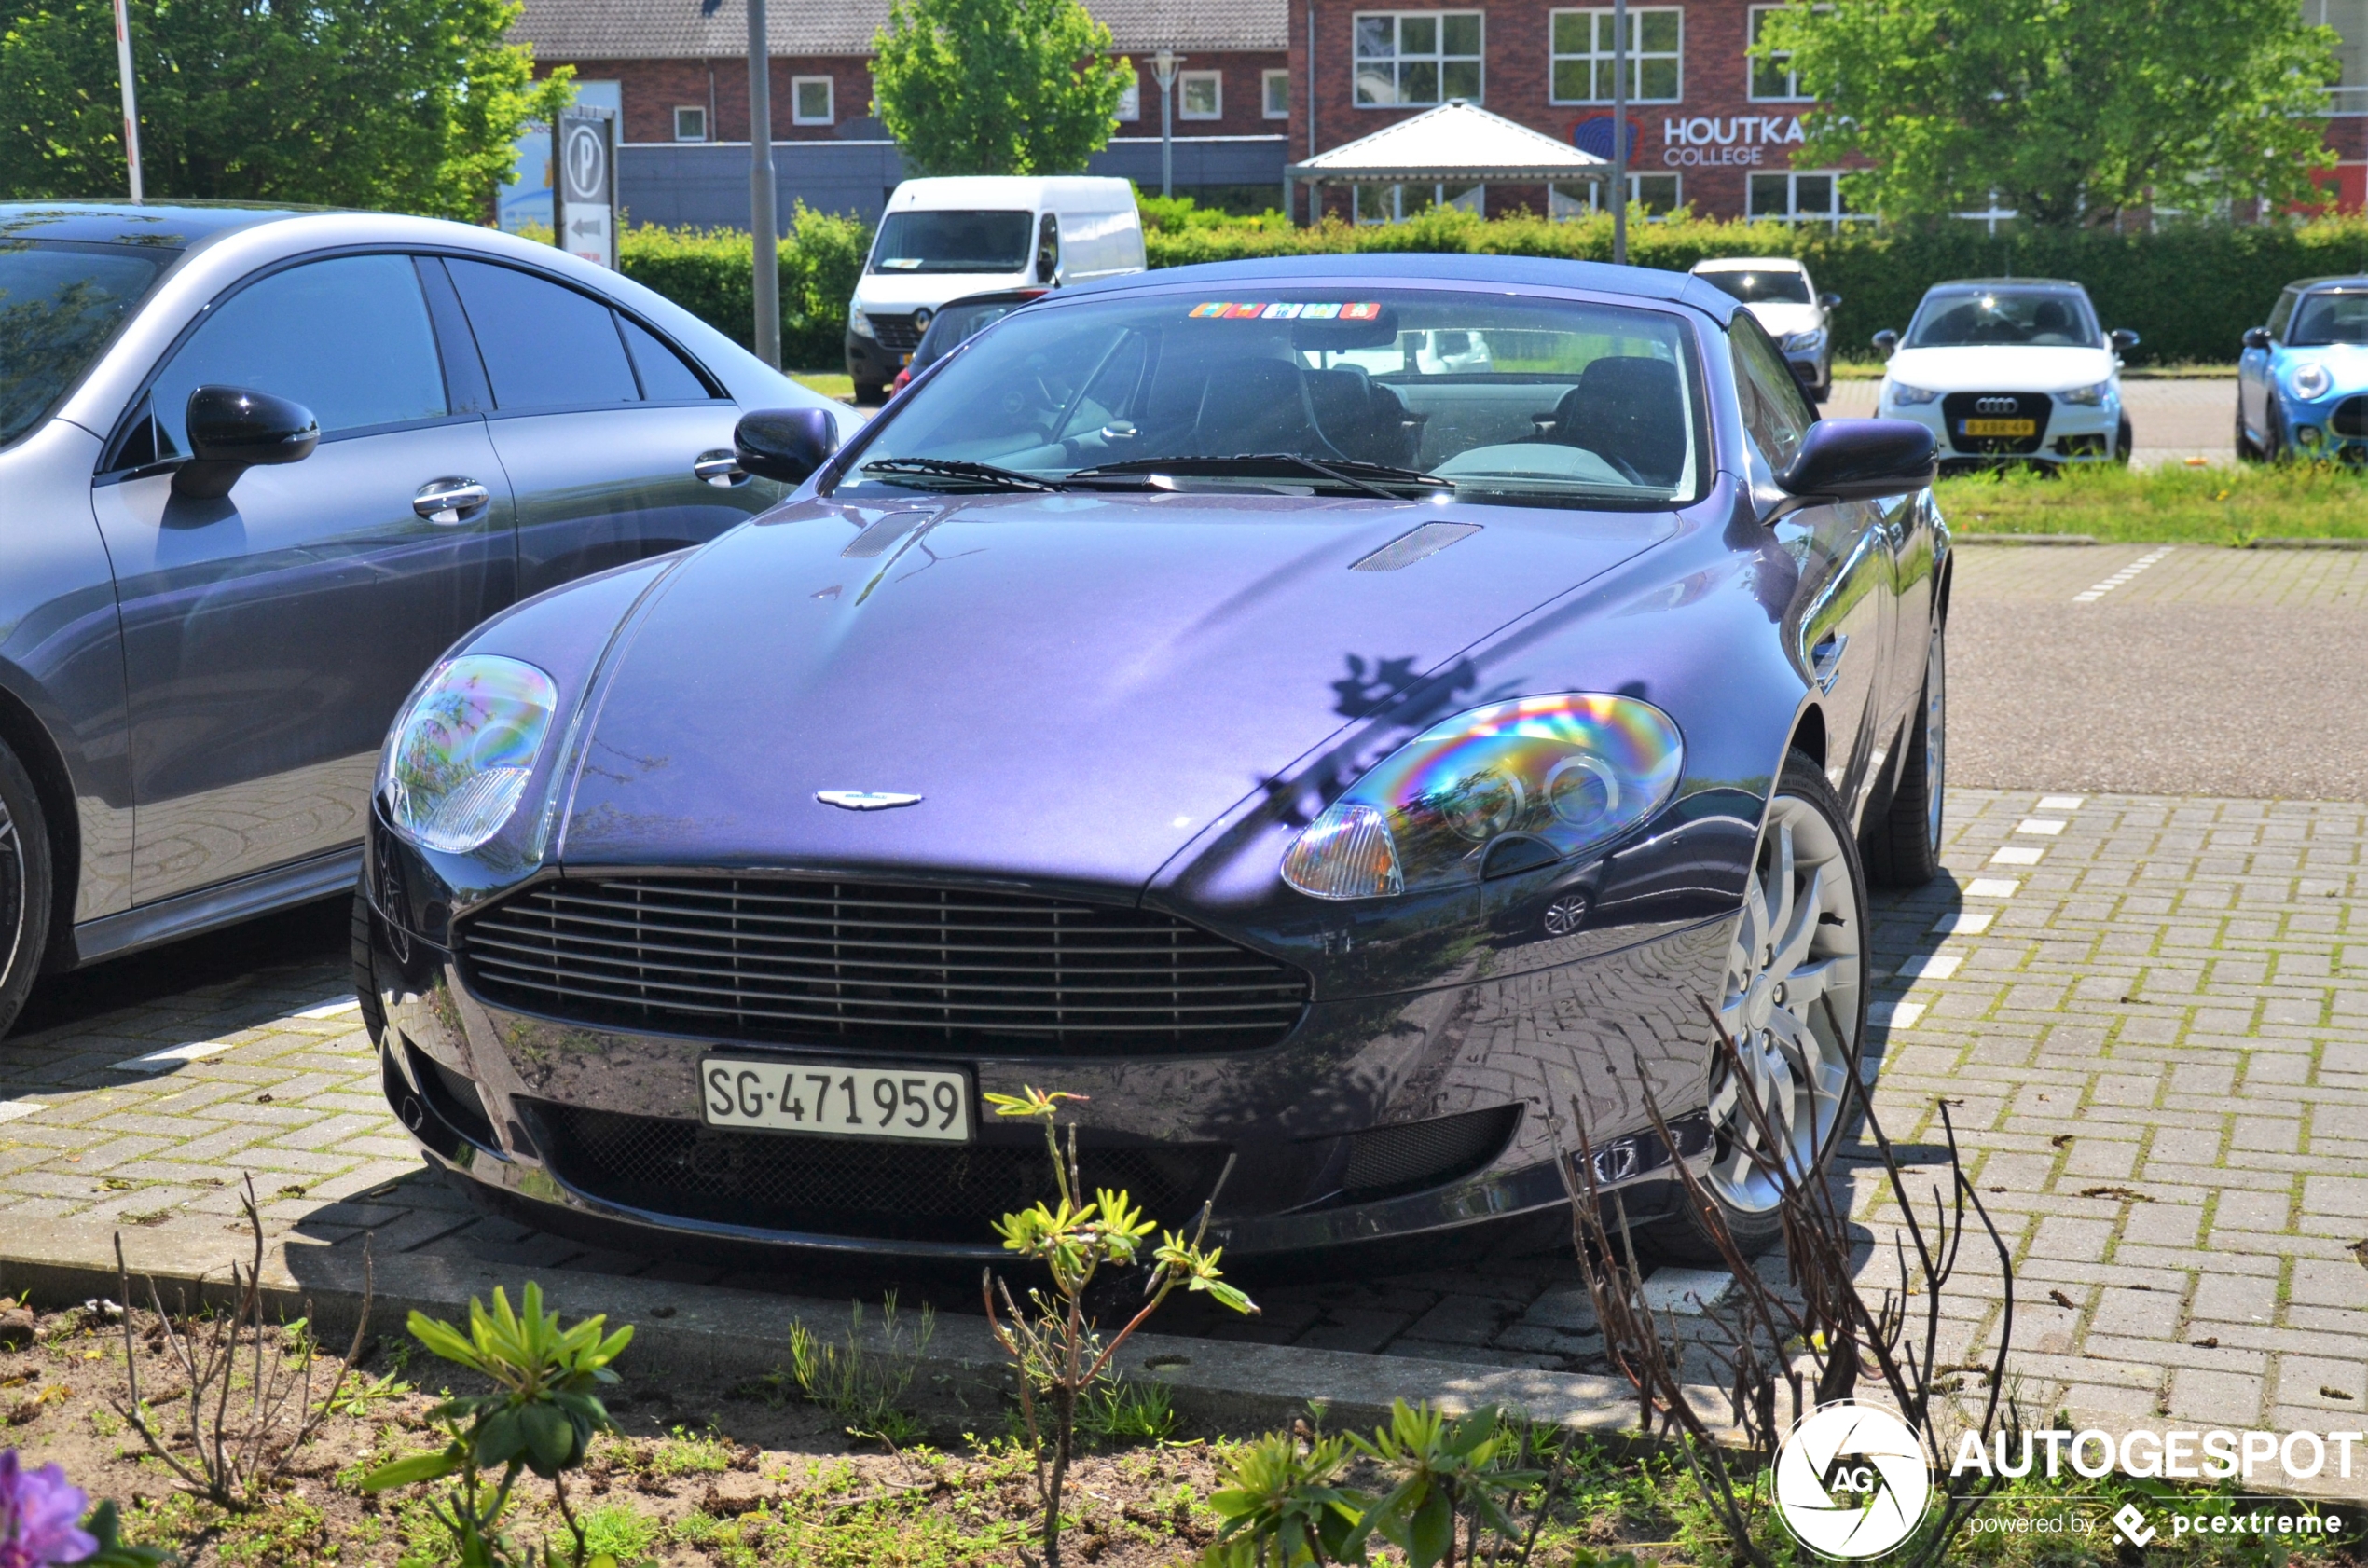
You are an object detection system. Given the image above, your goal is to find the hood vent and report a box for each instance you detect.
[1352,521,1482,571]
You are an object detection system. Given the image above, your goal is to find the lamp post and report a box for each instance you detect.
[1152,48,1181,199]
[111,0,142,201]
[1610,0,1627,264]
[748,0,780,368]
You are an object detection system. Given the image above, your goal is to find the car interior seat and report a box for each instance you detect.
[2031,299,2072,341]
[1539,356,1687,486]
[1305,364,1422,467]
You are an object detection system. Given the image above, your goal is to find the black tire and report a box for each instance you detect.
[2266,401,2287,461]
[2115,413,2134,465]
[2235,401,2262,463]
[0,742,54,1042]
[351,882,388,1049]
[1640,750,1870,1265]
[852,380,887,407]
[1865,620,1948,887]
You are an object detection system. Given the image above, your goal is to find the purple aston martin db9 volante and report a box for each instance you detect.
[358,254,1948,1269]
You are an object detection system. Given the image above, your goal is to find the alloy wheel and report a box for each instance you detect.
[1705,793,1864,1215]
[1924,623,1948,856]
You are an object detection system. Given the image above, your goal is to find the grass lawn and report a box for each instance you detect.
[790,370,855,402]
[1935,461,2368,544]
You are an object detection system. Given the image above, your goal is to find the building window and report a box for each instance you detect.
[1747,169,1868,225]
[1263,68,1291,117]
[1549,9,1682,103]
[791,76,833,125]
[1353,182,1483,223]
[672,105,708,142]
[1550,172,1682,218]
[1116,77,1141,121]
[1355,13,1483,107]
[1179,70,1223,119]
[1747,6,1811,100]
[2305,0,2368,114]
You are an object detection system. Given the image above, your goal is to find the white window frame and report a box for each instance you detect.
[1550,172,1682,219]
[1178,69,1223,120]
[2305,0,2368,115]
[1352,182,1484,224]
[790,76,834,126]
[1747,5,1812,101]
[1354,12,1485,108]
[1549,7,1683,105]
[1746,168,1870,227]
[1262,68,1291,118]
[1116,76,1142,121]
[672,105,709,142]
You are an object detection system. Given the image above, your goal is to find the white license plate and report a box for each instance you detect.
[700,1057,972,1142]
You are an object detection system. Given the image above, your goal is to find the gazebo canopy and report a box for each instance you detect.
[1285,102,1609,186]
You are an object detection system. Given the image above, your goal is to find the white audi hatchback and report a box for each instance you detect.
[1872,280,2137,470]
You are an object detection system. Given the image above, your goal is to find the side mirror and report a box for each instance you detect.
[735,406,840,484]
[2242,326,2272,351]
[1768,419,1936,523]
[2109,328,2140,353]
[172,385,318,500]
[1871,329,1899,357]
[1819,292,1842,311]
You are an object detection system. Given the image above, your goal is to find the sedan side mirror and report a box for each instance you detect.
[1871,329,1899,357]
[172,385,318,500]
[2242,326,2273,351]
[1819,292,1842,311]
[1767,419,1936,523]
[2109,328,2141,353]
[735,406,840,484]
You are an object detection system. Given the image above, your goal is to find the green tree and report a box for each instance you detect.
[0,0,573,218]
[871,0,1130,177]
[1755,0,2341,226]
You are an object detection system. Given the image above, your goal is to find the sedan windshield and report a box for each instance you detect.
[1907,287,2098,349]
[0,241,169,447]
[2290,291,2368,346]
[840,288,1705,509]
[868,212,1033,274]
[911,296,1037,371]
[1697,269,1811,306]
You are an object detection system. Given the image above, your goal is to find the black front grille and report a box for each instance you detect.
[526,1101,1229,1244]
[869,312,925,351]
[2334,396,2368,438]
[458,877,1309,1055]
[1940,392,2051,455]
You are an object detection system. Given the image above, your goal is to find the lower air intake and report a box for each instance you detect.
[1337,1104,1522,1203]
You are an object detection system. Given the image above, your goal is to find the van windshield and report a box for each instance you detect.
[1696,269,1811,306]
[869,212,1033,274]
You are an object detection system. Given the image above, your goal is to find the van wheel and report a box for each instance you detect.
[0,742,55,1042]
[853,379,886,406]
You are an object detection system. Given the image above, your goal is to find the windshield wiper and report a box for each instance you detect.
[860,456,1062,492]
[1068,453,1454,498]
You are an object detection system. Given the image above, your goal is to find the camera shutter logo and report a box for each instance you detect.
[1772,1401,1934,1559]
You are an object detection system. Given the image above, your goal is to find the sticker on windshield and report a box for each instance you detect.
[1190,301,1380,320]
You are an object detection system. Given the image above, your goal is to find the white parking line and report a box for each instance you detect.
[295,997,361,1019]
[2038,795,2086,810]
[1990,845,2045,865]
[2016,818,2068,835]
[112,1039,237,1072]
[1896,954,1962,980]
[1966,878,2020,897]
[2072,546,2173,603]
[1933,910,1993,935]
[1872,1000,1927,1030]
[0,1100,45,1124]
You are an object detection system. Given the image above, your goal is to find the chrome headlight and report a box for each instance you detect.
[848,308,877,340]
[2057,380,2113,407]
[379,655,559,854]
[1885,381,1941,406]
[2289,361,2334,400]
[1783,327,1827,354]
[1281,695,1684,901]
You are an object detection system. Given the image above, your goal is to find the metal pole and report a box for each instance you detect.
[1305,7,1316,224]
[1610,0,1627,264]
[111,0,142,201]
[747,0,780,368]
[1153,49,1180,199]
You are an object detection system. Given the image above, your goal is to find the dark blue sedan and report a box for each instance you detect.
[360,254,1948,1268]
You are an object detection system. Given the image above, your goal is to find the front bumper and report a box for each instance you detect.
[843,331,905,389]
[2278,390,2368,459]
[361,831,1726,1264]
[1884,393,2120,469]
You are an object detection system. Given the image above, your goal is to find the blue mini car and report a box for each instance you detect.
[2237,277,2368,461]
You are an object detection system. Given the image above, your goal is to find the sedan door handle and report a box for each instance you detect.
[414,478,490,525]
[1809,632,1849,694]
[694,449,747,488]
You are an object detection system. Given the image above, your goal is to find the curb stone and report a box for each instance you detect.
[1952,534,2100,546]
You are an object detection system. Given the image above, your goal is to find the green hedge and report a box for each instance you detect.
[614,202,2368,371]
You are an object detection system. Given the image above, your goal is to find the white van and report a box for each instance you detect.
[844,176,1147,401]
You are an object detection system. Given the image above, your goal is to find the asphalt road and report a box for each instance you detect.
[1948,543,2368,801]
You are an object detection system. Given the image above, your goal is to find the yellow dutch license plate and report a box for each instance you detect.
[1961,418,2036,437]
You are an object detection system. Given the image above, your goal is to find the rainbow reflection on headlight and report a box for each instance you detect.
[1281,694,1683,901]
[381,654,558,854]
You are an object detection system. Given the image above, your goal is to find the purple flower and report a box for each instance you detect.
[0,1450,97,1568]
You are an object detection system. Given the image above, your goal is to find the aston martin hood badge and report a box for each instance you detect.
[816,790,924,810]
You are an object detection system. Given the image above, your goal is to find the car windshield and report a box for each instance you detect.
[2289,291,2368,346]
[868,211,1033,274]
[912,297,1033,369]
[1697,269,1811,306]
[0,240,169,447]
[1907,287,2098,349]
[839,287,1706,509]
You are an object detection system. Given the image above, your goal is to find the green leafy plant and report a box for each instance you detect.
[1201,1425,1364,1567]
[358,1284,633,1568]
[1343,1403,1542,1568]
[981,1085,1256,1568]
[786,1293,935,1445]
[1077,1378,1175,1446]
